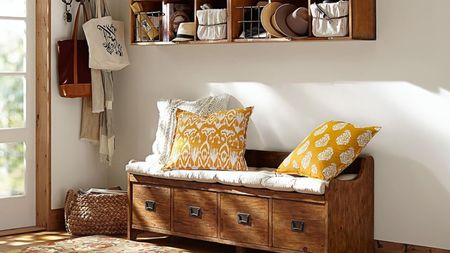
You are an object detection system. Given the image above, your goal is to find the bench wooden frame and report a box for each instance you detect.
[128,150,374,253]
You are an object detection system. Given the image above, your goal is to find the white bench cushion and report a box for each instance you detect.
[126,155,357,195]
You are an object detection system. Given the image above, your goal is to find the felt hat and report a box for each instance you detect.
[272,5,309,37]
[260,2,284,37]
[285,7,309,36]
[172,22,195,42]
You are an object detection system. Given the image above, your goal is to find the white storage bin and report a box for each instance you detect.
[310,1,349,37]
[196,9,227,40]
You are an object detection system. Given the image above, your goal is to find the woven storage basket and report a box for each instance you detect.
[64,189,128,235]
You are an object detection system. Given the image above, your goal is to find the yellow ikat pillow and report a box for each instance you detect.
[163,107,253,171]
[277,121,380,180]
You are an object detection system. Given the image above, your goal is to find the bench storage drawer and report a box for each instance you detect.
[272,199,326,253]
[220,194,269,246]
[132,184,171,231]
[173,188,218,238]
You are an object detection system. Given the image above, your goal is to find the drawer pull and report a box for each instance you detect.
[145,200,156,211]
[291,220,305,232]
[189,206,202,218]
[237,213,251,225]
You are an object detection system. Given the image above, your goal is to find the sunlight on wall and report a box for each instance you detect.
[208,81,450,194]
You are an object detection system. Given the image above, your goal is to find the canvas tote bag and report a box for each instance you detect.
[57,3,92,98]
[83,0,130,71]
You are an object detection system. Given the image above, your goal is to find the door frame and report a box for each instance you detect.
[35,0,51,230]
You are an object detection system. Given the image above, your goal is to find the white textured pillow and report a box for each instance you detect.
[152,94,230,164]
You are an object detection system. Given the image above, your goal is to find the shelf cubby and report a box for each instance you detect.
[130,0,164,43]
[195,0,228,41]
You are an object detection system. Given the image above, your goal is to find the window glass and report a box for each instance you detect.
[0,76,25,129]
[0,0,27,18]
[0,142,26,197]
[0,20,26,72]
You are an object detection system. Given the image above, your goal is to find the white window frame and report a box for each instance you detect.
[0,0,37,230]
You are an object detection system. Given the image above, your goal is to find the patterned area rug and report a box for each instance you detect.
[9,235,191,253]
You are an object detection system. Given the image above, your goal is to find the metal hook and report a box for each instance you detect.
[63,0,88,21]
[61,0,73,22]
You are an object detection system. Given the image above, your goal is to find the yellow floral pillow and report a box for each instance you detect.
[277,121,380,180]
[164,107,253,171]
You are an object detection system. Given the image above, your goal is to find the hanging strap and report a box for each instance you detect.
[103,0,112,16]
[96,0,112,18]
[314,3,348,20]
[96,0,102,18]
[72,3,88,85]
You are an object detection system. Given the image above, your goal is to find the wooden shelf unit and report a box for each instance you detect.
[129,0,376,46]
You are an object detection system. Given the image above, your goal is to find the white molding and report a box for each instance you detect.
[0,72,26,76]
[0,16,26,20]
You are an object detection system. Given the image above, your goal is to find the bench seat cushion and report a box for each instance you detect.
[127,160,332,196]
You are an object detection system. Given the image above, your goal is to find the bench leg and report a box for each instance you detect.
[128,228,139,241]
[236,246,246,253]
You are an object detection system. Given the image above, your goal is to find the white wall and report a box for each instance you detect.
[51,0,108,209]
[109,0,450,249]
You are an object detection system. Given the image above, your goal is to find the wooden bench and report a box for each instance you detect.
[128,150,374,253]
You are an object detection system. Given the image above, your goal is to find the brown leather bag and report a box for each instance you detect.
[57,3,92,98]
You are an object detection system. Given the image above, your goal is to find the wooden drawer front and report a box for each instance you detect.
[173,188,218,238]
[132,184,171,231]
[220,194,269,246]
[273,200,326,253]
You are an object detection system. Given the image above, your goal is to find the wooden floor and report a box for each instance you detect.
[0,231,72,252]
[0,231,448,253]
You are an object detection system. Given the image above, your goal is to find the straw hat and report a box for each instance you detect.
[260,2,284,37]
[172,22,195,42]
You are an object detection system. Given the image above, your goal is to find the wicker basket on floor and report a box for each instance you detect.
[64,189,128,235]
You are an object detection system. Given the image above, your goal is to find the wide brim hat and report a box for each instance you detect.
[260,2,284,37]
[272,3,299,38]
[173,22,195,42]
[286,7,309,36]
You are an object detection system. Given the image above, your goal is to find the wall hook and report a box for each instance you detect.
[61,0,73,22]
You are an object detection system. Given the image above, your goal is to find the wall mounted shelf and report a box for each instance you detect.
[129,0,376,46]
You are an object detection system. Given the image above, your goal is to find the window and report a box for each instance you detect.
[0,0,36,231]
[0,0,32,198]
